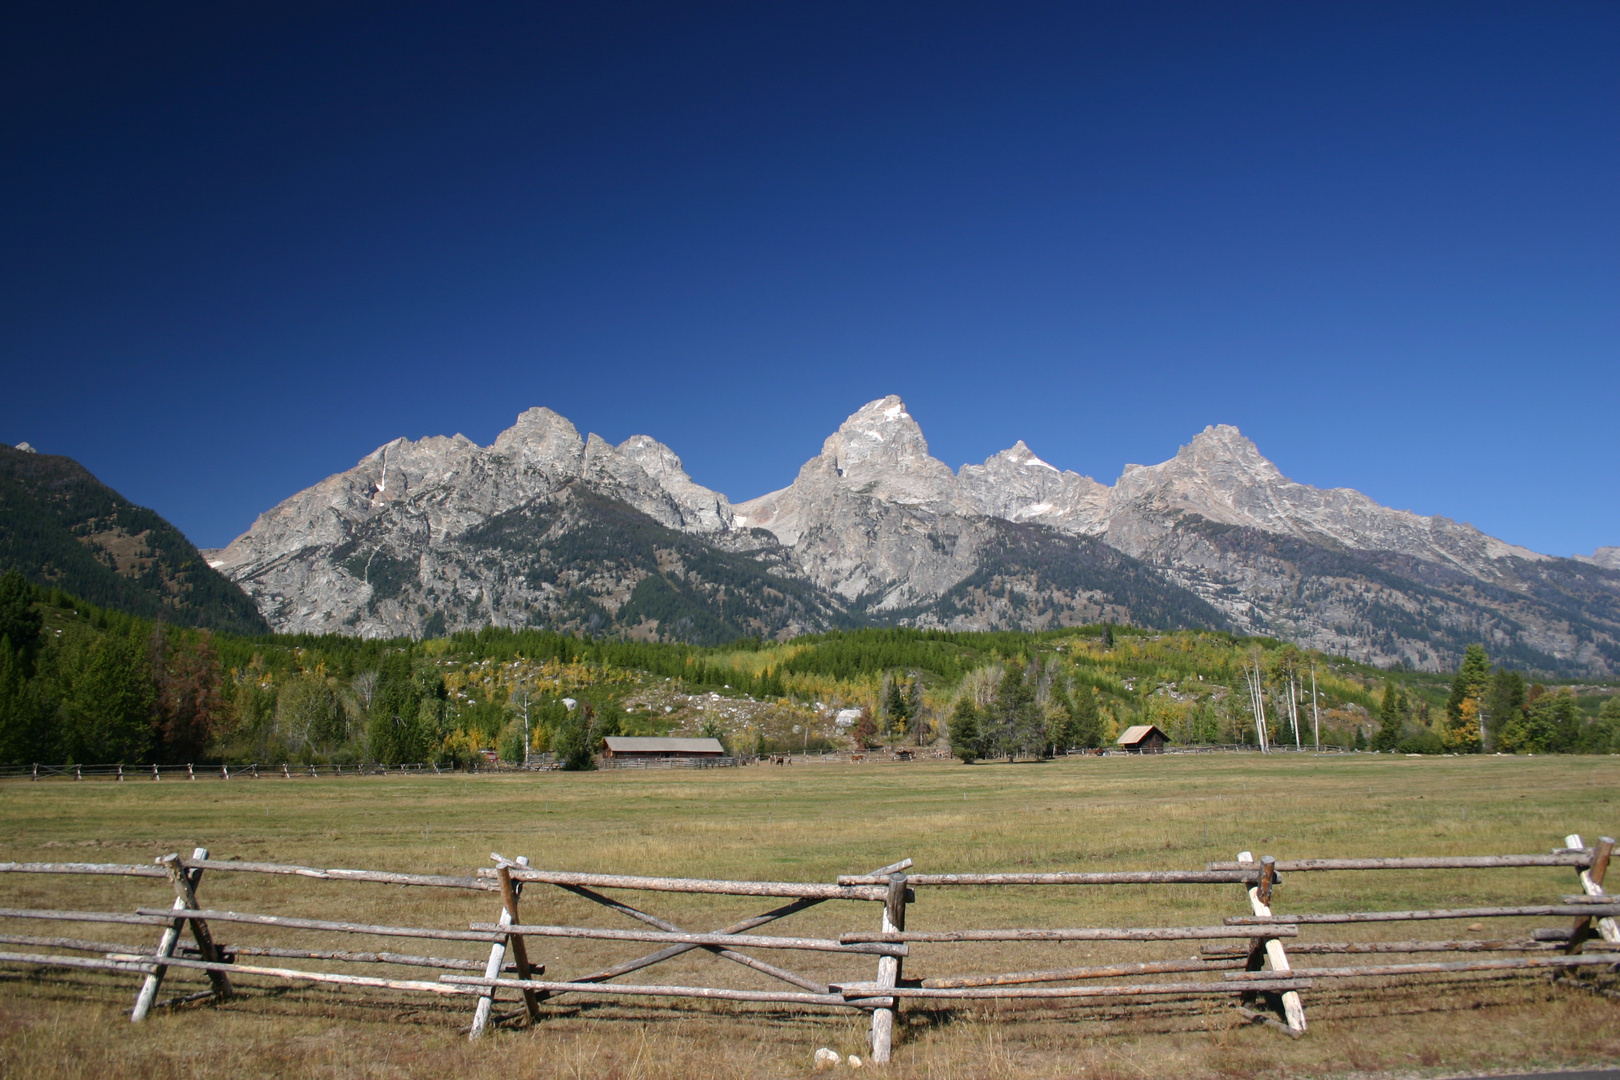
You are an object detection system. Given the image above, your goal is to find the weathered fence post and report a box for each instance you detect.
[1238,850,1306,1033]
[870,871,908,1063]
[469,854,536,1038]
[1564,834,1618,950]
[132,847,232,1020]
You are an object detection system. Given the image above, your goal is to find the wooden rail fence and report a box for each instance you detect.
[1,835,1614,1061]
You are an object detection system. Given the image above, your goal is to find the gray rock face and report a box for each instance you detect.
[1101,425,1545,577]
[735,397,980,608]
[212,410,742,638]
[955,440,1110,531]
[737,402,1619,674]
[215,396,1620,674]
[1576,546,1620,571]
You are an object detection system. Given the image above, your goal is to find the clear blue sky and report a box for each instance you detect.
[2,3,1616,555]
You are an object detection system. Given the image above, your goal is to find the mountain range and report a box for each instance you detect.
[203,397,1620,674]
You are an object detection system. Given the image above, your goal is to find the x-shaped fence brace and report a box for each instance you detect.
[3,836,1615,1065]
[456,855,916,1057]
[131,847,231,1021]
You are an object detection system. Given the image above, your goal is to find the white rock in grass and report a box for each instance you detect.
[847,1055,864,1068]
[814,1047,841,1070]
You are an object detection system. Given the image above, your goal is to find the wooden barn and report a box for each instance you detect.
[1116,724,1168,754]
[601,736,726,761]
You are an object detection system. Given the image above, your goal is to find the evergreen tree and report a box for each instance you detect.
[987,664,1039,759]
[948,697,980,763]
[1443,644,1491,752]
[883,676,911,739]
[1372,681,1403,752]
[1535,689,1582,753]
[1483,668,1526,749]
[367,652,425,764]
[0,635,50,765]
[1102,622,1115,648]
[1069,684,1104,749]
[0,571,42,673]
[1497,690,1566,754]
[551,705,595,769]
[551,702,619,770]
[64,630,156,763]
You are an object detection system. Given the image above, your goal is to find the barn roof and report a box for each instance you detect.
[1116,724,1166,746]
[602,736,726,754]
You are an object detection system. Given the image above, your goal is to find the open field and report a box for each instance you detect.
[2,752,1618,1079]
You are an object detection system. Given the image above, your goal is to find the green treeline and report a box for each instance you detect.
[1,572,1616,768]
[1372,643,1620,755]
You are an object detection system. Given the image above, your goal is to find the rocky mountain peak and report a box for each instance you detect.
[610,434,735,532]
[817,396,952,490]
[954,440,1108,530]
[1117,424,1279,490]
[1577,546,1620,571]
[491,406,585,472]
[1180,424,1274,469]
[985,440,1060,472]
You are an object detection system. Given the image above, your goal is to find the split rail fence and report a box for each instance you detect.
[1,835,1615,1062]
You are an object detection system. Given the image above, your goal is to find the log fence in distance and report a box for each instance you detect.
[0,835,1615,1059]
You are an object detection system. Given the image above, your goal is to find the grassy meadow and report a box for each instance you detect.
[1,751,1617,1079]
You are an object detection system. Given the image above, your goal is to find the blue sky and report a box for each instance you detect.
[2,3,1616,555]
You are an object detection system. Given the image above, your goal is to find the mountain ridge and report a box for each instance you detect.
[209,398,1620,674]
[0,444,270,635]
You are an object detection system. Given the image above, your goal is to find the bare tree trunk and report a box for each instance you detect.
[1242,660,1268,752]
[1311,666,1320,752]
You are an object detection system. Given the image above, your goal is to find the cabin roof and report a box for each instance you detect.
[602,736,726,754]
[1116,724,1167,746]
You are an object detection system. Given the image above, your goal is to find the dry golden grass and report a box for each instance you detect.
[2,752,1618,1078]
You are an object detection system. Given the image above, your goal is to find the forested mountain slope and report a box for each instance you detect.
[0,445,267,634]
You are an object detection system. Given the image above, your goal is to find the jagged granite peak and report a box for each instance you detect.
[211,407,741,637]
[1103,424,1548,579]
[735,396,957,544]
[735,397,987,606]
[733,408,1617,673]
[955,440,1110,531]
[819,395,958,501]
[211,397,1619,673]
[615,434,736,532]
[491,406,586,474]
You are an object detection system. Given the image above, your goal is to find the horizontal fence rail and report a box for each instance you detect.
[0,833,1614,1063]
[481,866,895,902]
